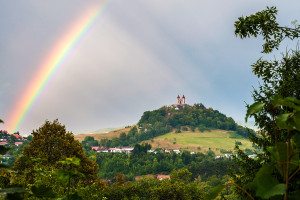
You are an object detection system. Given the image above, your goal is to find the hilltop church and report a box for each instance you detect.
[174,95,186,109]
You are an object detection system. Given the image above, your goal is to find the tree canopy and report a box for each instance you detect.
[233,7,300,200]
[13,120,98,184]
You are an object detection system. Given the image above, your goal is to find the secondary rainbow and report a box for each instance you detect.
[6,4,107,133]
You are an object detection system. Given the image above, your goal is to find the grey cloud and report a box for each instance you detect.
[1,1,300,133]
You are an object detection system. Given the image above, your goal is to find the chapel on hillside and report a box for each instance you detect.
[176,95,186,105]
[174,95,186,109]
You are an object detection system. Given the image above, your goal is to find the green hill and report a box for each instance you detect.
[137,103,254,138]
[95,103,255,150]
[144,129,253,155]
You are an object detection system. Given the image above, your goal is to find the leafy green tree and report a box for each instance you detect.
[13,120,98,185]
[132,143,151,155]
[55,157,84,198]
[119,132,128,146]
[82,136,98,151]
[235,7,300,54]
[170,168,192,183]
[83,136,97,143]
[232,6,300,199]
[26,135,32,142]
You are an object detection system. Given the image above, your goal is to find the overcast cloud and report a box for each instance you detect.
[1,0,300,134]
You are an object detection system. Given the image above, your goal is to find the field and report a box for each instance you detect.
[75,127,254,155]
[145,130,253,155]
[75,127,131,141]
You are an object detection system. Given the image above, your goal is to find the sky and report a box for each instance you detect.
[1,0,300,135]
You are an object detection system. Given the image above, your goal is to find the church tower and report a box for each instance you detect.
[176,95,186,106]
[177,95,181,104]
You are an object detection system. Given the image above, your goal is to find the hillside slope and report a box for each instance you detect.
[138,103,253,137]
[145,130,253,154]
[75,127,131,141]
[82,103,256,149]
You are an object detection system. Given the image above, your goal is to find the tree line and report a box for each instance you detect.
[94,147,233,181]
[0,120,235,199]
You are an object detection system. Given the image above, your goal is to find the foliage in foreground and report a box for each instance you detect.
[232,6,300,199]
[0,119,234,199]
[9,120,98,197]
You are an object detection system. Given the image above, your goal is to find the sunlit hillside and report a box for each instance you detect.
[145,130,253,155]
[75,127,131,141]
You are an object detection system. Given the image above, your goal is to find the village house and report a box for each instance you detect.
[91,146,134,154]
[12,133,23,140]
[14,142,23,146]
[173,149,180,154]
[0,141,8,146]
[91,146,108,152]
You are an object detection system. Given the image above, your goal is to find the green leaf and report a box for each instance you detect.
[205,184,226,200]
[275,113,293,129]
[251,165,285,199]
[269,143,287,161]
[293,111,300,130]
[31,184,56,198]
[59,157,80,166]
[272,97,300,111]
[268,143,288,176]
[55,170,70,183]
[284,97,300,106]
[245,102,265,122]
[292,134,300,149]
[266,184,286,198]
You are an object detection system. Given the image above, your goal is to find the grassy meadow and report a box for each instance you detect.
[75,127,131,141]
[145,130,253,155]
[75,127,254,155]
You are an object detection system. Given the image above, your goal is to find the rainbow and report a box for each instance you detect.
[6,3,107,133]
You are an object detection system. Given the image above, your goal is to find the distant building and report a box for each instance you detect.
[174,95,186,109]
[173,149,180,154]
[91,146,134,154]
[0,141,8,146]
[176,95,186,105]
[91,146,103,152]
[109,147,134,153]
[14,142,23,146]
[121,147,134,154]
[12,133,23,140]
[164,149,171,153]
